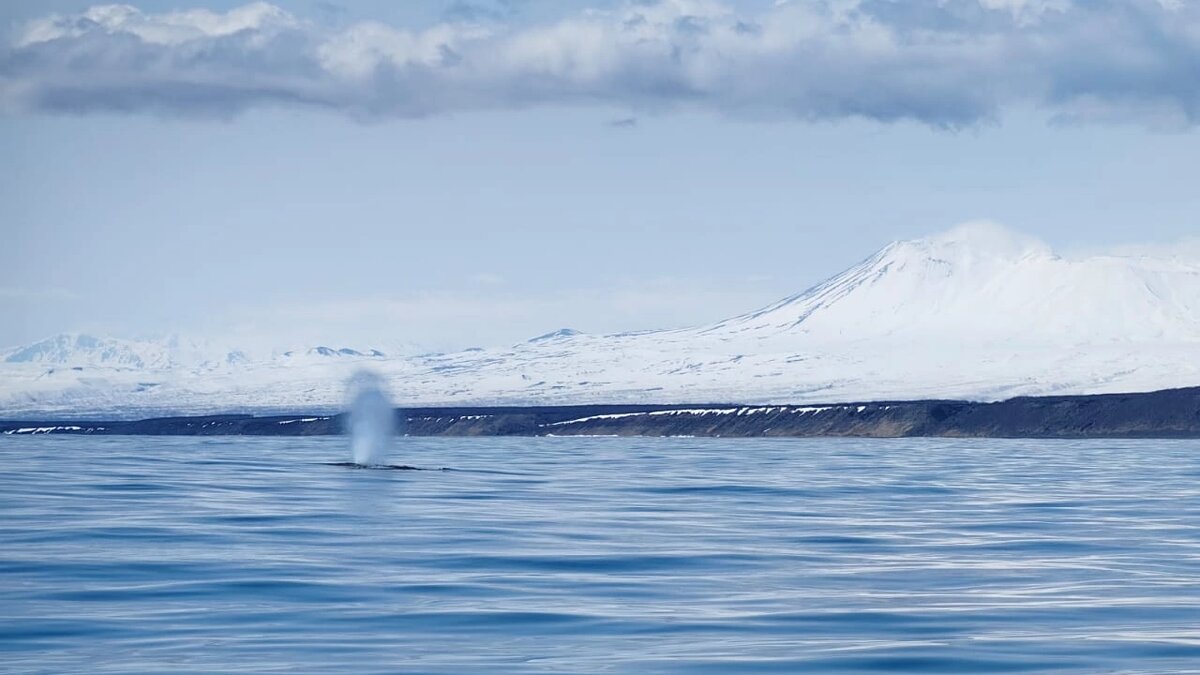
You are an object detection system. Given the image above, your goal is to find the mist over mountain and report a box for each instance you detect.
[4,223,1198,417]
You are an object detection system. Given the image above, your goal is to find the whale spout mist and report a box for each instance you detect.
[345,370,397,467]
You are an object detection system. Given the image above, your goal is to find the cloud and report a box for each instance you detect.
[2,0,1199,127]
[442,1,521,23]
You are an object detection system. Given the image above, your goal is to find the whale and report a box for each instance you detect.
[326,462,423,470]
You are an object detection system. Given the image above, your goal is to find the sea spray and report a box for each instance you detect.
[345,370,397,466]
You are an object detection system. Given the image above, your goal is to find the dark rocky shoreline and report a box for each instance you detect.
[4,386,1200,439]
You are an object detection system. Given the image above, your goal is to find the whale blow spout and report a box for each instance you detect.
[345,370,396,467]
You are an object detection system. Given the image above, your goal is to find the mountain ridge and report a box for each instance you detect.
[3,223,1198,417]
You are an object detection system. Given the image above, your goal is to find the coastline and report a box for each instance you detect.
[4,386,1200,439]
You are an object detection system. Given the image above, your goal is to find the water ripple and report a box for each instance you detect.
[2,436,1199,673]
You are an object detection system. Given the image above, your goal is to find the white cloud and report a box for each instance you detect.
[16,2,299,47]
[977,0,1069,24]
[2,1,1199,127]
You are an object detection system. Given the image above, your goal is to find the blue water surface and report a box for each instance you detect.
[1,436,1198,673]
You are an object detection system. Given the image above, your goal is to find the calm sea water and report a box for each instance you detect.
[2,436,1199,673]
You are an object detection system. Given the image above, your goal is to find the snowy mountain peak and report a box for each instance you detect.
[914,221,1053,261]
[279,346,388,360]
[3,224,1199,417]
[3,334,394,372]
[3,333,171,368]
[715,223,1200,344]
[528,328,583,343]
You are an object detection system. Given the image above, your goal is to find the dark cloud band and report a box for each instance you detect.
[2,0,1198,128]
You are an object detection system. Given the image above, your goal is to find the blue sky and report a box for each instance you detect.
[2,0,1199,351]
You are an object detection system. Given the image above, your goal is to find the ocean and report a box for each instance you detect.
[2,436,1198,673]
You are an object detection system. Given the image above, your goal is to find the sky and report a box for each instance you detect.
[2,0,1199,352]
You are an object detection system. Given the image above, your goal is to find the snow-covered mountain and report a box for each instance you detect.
[3,222,1199,417]
[2,334,390,370]
[2,334,252,370]
[4,334,175,369]
[708,224,1200,343]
